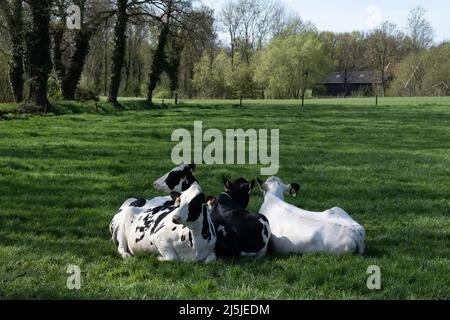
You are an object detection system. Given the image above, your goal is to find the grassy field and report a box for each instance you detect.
[0,97,449,299]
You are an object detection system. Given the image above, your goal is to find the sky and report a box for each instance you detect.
[201,0,450,44]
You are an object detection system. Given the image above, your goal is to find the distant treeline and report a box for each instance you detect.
[0,0,449,110]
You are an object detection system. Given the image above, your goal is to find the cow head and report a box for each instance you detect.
[257,176,301,199]
[171,182,211,226]
[153,164,197,193]
[223,177,256,209]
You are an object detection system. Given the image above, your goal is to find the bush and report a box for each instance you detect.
[47,73,62,100]
[153,88,173,99]
[75,87,99,102]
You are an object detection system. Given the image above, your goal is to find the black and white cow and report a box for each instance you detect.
[153,164,197,193]
[109,182,217,262]
[210,178,271,258]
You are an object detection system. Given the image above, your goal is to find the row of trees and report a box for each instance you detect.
[0,0,216,110]
[193,3,448,99]
[0,0,449,108]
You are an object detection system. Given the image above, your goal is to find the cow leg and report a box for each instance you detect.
[116,226,132,259]
[156,241,178,262]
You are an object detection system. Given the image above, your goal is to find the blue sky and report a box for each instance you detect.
[201,0,450,44]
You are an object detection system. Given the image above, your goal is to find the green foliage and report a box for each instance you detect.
[153,88,173,99]
[193,50,233,98]
[0,54,14,103]
[47,72,62,100]
[422,43,450,95]
[255,33,332,99]
[0,98,449,299]
[75,87,99,102]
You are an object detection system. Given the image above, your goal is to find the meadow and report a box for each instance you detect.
[0,97,449,299]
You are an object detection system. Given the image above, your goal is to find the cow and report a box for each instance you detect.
[257,176,366,255]
[153,163,197,193]
[210,178,271,258]
[109,182,217,263]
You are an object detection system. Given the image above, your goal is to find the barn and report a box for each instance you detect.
[317,71,385,96]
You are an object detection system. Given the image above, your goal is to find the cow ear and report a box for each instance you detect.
[290,183,301,197]
[189,163,196,172]
[249,179,256,193]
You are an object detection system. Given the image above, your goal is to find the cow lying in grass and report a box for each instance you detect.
[211,178,271,258]
[109,182,217,262]
[257,177,365,255]
[153,166,270,259]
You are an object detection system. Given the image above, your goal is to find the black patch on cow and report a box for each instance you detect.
[118,209,122,213]
[172,227,177,231]
[181,235,185,241]
[130,198,146,208]
[150,207,177,234]
[164,167,198,191]
[135,205,177,243]
[188,231,193,247]
[164,170,184,190]
[201,206,212,242]
[153,223,165,234]
[187,193,205,222]
[135,234,145,243]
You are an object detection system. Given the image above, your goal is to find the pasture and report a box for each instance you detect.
[0,97,449,299]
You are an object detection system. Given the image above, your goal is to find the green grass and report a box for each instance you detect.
[0,97,449,299]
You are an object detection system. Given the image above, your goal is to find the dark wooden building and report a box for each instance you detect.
[317,71,384,96]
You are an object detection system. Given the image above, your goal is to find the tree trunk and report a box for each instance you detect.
[6,0,24,103]
[25,0,55,113]
[108,0,129,104]
[62,30,92,100]
[147,25,169,104]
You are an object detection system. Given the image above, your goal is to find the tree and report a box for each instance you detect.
[422,43,450,96]
[193,50,233,98]
[146,0,194,104]
[366,22,404,96]
[220,0,284,65]
[406,6,434,54]
[334,32,367,96]
[108,0,129,104]
[24,0,55,112]
[52,0,105,100]
[255,33,331,99]
[0,0,24,102]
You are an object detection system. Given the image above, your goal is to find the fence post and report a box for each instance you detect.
[240,96,243,108]
[376,95,378,106]
[175,92,178,105]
